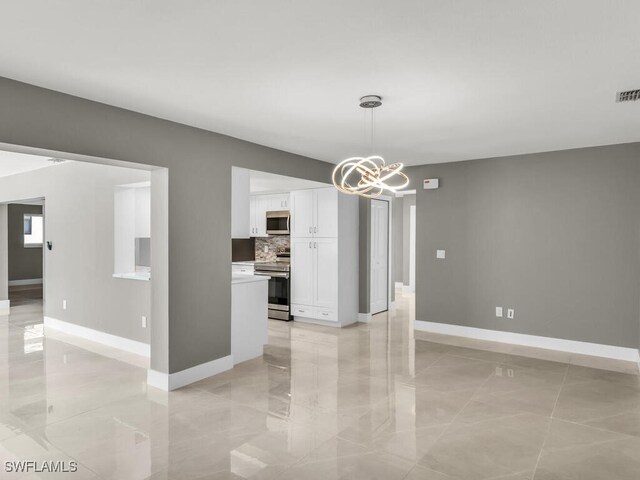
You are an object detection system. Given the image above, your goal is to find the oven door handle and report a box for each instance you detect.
[287,214,290,233]
[255,271,290,279]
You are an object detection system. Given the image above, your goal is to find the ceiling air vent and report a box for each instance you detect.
[616,89,640,103]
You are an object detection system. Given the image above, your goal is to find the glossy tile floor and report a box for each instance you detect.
[1,286,640,479]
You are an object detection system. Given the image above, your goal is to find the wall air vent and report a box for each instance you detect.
[616,89,640,103]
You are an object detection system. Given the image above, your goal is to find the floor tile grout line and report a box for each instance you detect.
[530,362,570,480]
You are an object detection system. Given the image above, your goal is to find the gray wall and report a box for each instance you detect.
[0,76,335,374]
[392,196,403,284]
[407,143,640,349]
[8,204,43,281]
[402,194,416,285]
[0,162,152,343]
[358,198,371,313]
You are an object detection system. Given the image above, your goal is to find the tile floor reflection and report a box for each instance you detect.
[0,286,639,479]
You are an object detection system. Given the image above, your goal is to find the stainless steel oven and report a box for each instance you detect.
[266,210,290,235]
[254,260,291,321]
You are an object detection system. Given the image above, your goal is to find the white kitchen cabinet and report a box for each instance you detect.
[249,195,270,237]
[290,189,358,327]
[291,187,337,238]
[291,237,338,322]
[269,194,289,210]
[231,167,250,238]
[315,188,338,238]
[290,189,315,237]
[232,276,269,364]
[314,238,338,309]
[291,238,315,306]
[232,264,255,275]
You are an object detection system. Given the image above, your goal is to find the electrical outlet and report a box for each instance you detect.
[63,300,67,310]
[436,249,446,259]
[141,316,148,328]
[507,308,515,319]
[495,307,503,317]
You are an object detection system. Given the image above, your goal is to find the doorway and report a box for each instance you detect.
[7,199,45,307]
[370,198,390,315]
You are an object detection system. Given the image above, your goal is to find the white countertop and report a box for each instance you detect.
[232,274,270,285]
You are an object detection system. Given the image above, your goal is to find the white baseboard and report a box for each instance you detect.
[358,312,372,323]
[394,282,404,289]
[8,278,43,286]
[44,316,150,357]
[147,355,233,391]
[402,285,414,294]
[0,300,9,316]
[415,320,640,364]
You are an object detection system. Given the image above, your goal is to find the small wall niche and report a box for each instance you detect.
[114,181,151,281]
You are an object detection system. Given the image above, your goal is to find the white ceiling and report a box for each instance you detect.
[249,169,328,194]
[0,150,57,178]
[1,1,639,165]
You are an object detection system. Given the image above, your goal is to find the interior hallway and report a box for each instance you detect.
[0,288,639,479]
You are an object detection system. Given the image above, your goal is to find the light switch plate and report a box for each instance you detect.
[436,249,446,259]
[507,308,515,319]
[496,307,503,317]
[141,316,148,328]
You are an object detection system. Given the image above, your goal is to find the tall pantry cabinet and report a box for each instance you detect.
[290,187,359,326]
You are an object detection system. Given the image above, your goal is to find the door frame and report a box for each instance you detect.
[409,204,416,293]
[369,195,392,315]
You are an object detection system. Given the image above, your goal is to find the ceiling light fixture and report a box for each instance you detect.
[332,95,409,198]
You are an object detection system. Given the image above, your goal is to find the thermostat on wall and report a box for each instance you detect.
[423,178,439,189]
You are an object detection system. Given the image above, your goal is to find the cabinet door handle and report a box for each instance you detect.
[308,226,312,233]
[314,242,317,249]
[309,242,312,248]
[314,226,317,233]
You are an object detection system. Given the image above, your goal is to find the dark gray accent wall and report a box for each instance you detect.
[358,197,371,313]
[392,197,403,284]
[8,204,43,281]
[0,76,335,374]
[407,143,640,349]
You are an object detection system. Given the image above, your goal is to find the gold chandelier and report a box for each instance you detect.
[332,96,409,198]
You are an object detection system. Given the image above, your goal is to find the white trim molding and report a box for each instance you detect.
[415,320,640,364]
[8,278,43,286]
[0,300,9,316]
[44,316,150,357]
[394,282,404,289]
[147,355,233,391]
[358,312,372,323]
[402,284,415,294]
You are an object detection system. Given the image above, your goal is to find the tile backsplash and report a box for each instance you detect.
[255,236,290,261]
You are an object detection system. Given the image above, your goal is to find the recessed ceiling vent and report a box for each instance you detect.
[616,89,640,103]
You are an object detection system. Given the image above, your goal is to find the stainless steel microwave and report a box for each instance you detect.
[266,210,290,235]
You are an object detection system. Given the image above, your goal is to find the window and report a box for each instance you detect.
[24,214,43,248]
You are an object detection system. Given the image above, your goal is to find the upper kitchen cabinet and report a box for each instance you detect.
[249,195,270,237]
[232,167,250,238]
[290,187,337,238]
[269,194,289,210]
